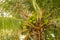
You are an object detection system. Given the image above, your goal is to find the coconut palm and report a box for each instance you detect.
[0,0,60,40]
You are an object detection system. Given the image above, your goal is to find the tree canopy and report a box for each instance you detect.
[0,0,60,40]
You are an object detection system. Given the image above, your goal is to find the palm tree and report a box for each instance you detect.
[0,0,60,40]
